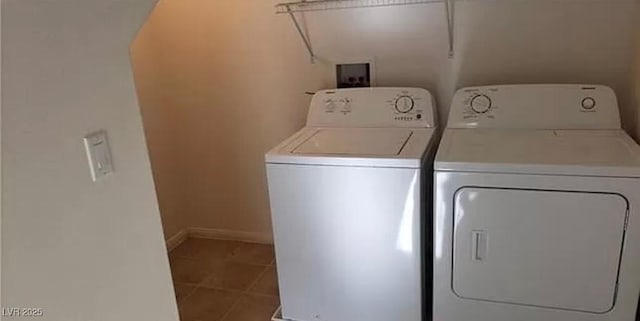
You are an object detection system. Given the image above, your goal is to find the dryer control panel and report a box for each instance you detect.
[306,88,437,128]
[447,84,621,130]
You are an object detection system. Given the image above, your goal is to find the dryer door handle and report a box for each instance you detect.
[472,230,488,262]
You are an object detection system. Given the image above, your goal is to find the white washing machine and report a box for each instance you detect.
[433,84,640,321]
[266,87,439,321]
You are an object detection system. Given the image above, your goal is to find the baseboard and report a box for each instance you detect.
[187,227,273,245]
[165,227,273,252]
[165,229,189,252]
[271,306,283,321]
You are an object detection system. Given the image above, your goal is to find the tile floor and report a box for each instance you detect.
[169,238,280,321]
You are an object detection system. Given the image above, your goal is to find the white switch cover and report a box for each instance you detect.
[83,130,114,181]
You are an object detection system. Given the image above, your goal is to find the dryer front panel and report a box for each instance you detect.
[452,187,628,313]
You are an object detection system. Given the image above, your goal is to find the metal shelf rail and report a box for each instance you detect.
[275,0,455,62]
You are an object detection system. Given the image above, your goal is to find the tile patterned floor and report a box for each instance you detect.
[169,238,280,321]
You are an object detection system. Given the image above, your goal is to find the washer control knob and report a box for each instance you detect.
[581,97,596,110]
[395,96,415,113]
[325,99,336,111]
[470,94,492,114]
[336,98,351,110]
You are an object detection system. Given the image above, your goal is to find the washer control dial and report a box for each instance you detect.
[470,94,492,113]
[581,97,596,110]
[395,96,415,113]
[324,99,336,111]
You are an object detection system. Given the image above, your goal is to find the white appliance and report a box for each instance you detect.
[266,87,439,321]
[433,84,640,321]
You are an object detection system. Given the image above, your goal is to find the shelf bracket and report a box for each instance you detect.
[285,4,316,63]
[445,0,455,58]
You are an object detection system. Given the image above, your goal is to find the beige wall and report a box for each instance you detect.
[132,7,191,241]
[452,1,638,134]
[635,6,640,140]
[1,1,178,320]
[132,0,330,242]
[304,0,638,128]
[134,0,639,242]
[0,0,3,311]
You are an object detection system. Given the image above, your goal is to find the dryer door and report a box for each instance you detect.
[452,187,628,313]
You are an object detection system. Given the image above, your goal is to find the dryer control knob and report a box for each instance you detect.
[395,96,415,113]
[581,97,596,110]
[471,94,492,114]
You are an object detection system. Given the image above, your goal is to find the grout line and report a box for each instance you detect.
[170,240,272,268]
[170,253,273,268]
[176,281,278,299]
[172,237,279,320]
[218,265,272,321]
[173,239,241,308]
[245,265,271,294]
[176,283,198,304]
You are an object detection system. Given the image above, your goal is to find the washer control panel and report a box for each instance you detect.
[458,88,500,121]
[448,84,620,129]
[307,88,437,128]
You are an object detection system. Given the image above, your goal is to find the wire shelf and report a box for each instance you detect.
[275,0,455,62]
[276,0,444,14]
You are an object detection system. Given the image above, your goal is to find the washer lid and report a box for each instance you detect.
[293,128,412,156]
[435,129,640,177]
[266,127,436,168]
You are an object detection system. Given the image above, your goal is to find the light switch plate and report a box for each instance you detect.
[83,130,114,181]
